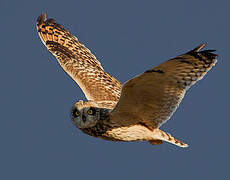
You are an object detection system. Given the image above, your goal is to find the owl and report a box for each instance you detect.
[36,13,217,148]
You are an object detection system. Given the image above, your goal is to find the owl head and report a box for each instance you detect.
[71,101,100,129]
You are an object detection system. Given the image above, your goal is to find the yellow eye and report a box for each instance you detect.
[87,109,93,115]
[75,111,80,117]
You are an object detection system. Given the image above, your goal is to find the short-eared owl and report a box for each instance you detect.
[37,13,217,148]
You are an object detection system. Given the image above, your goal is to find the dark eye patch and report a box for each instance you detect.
[72,108,80,118]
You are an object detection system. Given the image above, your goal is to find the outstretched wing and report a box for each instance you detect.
[110,44,217,129]
[36,13,121,102]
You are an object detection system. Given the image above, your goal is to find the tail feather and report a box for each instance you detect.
[150,129,188,148]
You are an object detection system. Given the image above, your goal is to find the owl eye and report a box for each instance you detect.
[75,111,80,117]
[72,108,80,118]
[87,108,95,115]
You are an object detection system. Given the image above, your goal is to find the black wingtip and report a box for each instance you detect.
[37,13,47,25]
[37,13,57,26]
[188,47,218,63]
[36,13,66,32]
[188,43,218,58]
[200,50,218,58]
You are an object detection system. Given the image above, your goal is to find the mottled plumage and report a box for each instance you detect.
[37,13,217,148]
[37,13,121,104]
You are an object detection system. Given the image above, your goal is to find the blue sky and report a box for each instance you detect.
[1,0,229,179]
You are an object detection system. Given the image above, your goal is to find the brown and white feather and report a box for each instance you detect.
[110,44,217,128]
[36,13,121,103]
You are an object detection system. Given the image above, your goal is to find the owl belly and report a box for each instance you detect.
[81,122,155,141]
[104,125,154,141]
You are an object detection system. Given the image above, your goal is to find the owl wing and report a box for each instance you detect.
[110,44,217,129]
[36,13,121,102]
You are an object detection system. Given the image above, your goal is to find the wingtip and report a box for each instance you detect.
[188,43,218,60]
[37,13,47,25]
[181,143,189,148]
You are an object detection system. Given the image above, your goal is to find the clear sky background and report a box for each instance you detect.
[1,0,229,179]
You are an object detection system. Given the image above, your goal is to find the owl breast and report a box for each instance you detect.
[78,106,114,139]
[81,122,111,138]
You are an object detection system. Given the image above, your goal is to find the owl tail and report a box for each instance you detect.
[149,129,188,148]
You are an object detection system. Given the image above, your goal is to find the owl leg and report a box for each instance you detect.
[150,129,188,148]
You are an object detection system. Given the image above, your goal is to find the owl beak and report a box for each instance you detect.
[82,114,86,123]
